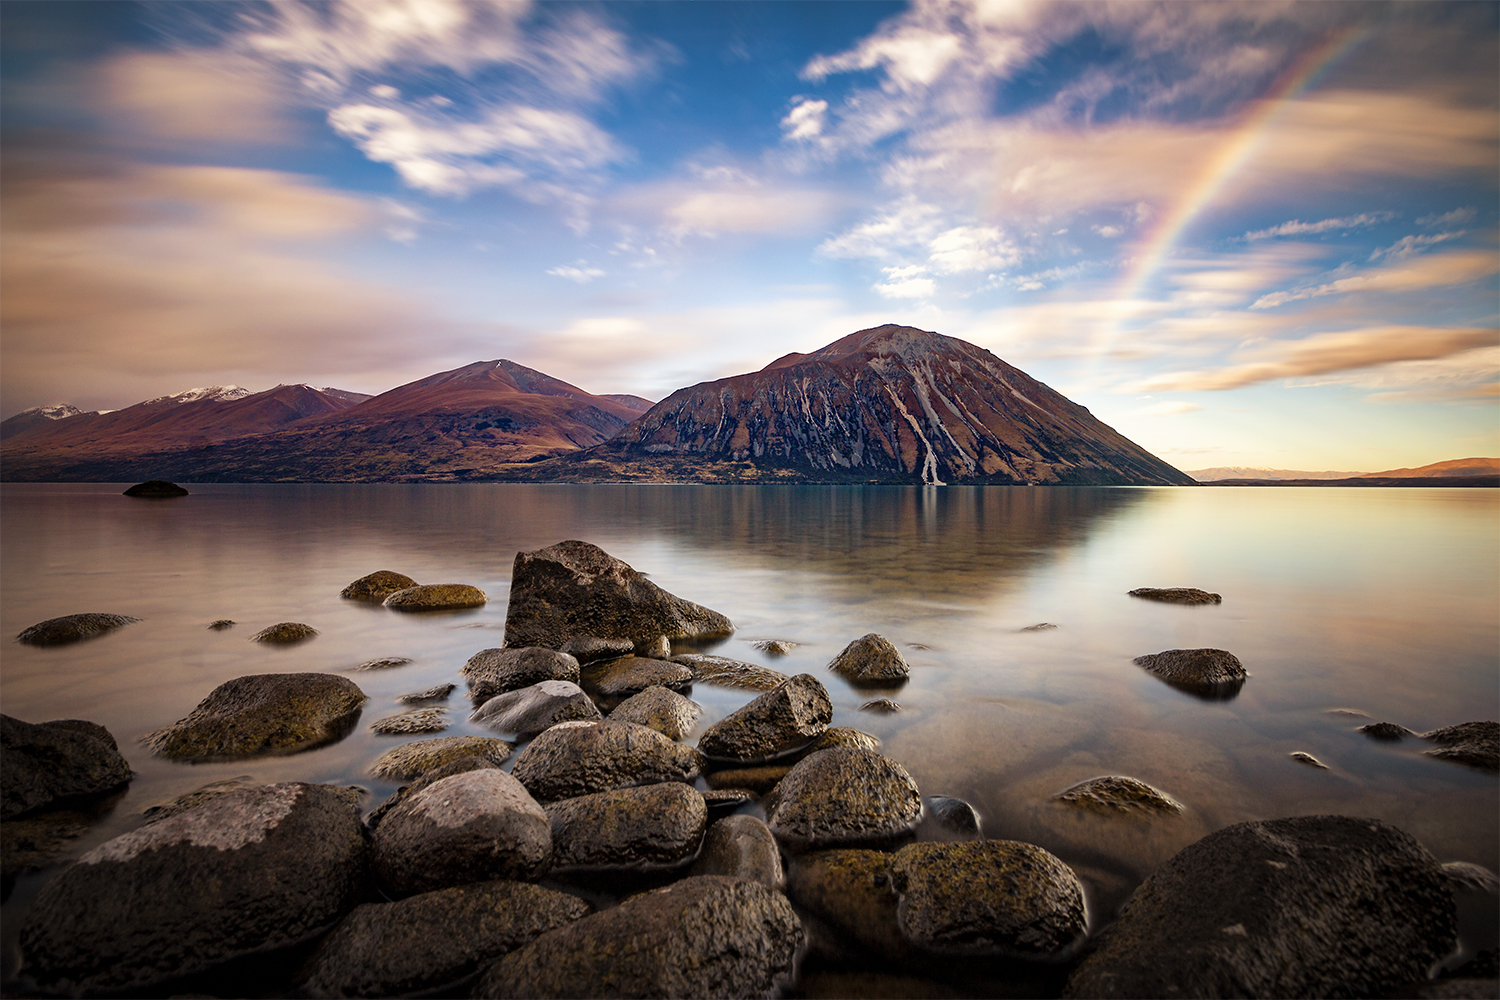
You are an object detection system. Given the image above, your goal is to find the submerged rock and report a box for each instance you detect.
[1128,587,1222,604]
[608,685,702,740]
[673,652,790,692]
[1052,776,1182,816]
[861,698,903,714]
[502,540,734,649]
[546,783,707,872]
[1063,815,1458,999]
[369,708,448,735]
[207,619,235,630]
[473,875,801,999]
[353,656,412,671]
[579,655,693,704]
[397,683,455,705]
[510,720,703,803]
[767,747,923,852]
[470,680,601,739]
[752,639,800,657]
[1422,721,1500,770]
[463,647,580,705]
[706,764,793,795]
[805,727,883,755]
[1133,648,1246,699]
[15,613,139,647]
[142,673,367,760]
[383,583,487,611]
[697,674,832,762]
[368,735,512,782]
[829,633,911,685]
[1360,721,1415,741]
[122,479,188,498]
[1290,751,1329,769]
[1,716,132,820]
[19,783,367,997]
[340,570,418,602]
[297,881,590,999]
[1442,861,1499,893]
[250,621,319,644]
[690,814,784,891]
[919,796,984,841]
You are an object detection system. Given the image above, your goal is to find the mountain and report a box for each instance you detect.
[1361,457,1499,478]
[600,394,655,413]
[1189,466,1366,482]
[547,324,1193,485]
[1,404,91,441]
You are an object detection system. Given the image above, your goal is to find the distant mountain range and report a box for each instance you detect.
[1188,466,1366,481]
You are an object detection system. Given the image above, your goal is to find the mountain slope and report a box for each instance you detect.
[1361,457,1499,478]
[1189,466,1366,482]
[1,404,91,441]
[582,324,1192,485]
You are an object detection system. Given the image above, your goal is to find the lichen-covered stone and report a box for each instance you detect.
[510,720,703,803]
[473,876,801,999]
[18,783,367,997]
[463,647,580,705]
[546,783,707,872]
[470,680,601,739]
[250,622,319,644]
[1128,587,1222,604]
[370,707,448,735]
[580,655,693,703]
[383,583,487,611]
[397,683,455,705]
[1133,648,1245,698]
[691,814,784,890]
[122,479,188,498]
[785,849,915,962]
[803,727,882,755]
[767,747,922,852]
[698,674,832,762]
[368,735,512,781]
[829,634,911,684]
[608,685,702,740]
[15,613,139,647]
[1063,815,1459,999]
[2,715,133,820]
[297,881,590,999]
[1052,776,1182,816]
[891,840,1087,957]
[143,673,366,760]
[673,653,790,692]
[141,776,259,824]
[340,570,418,602]
[1423,721,1499,770]
[372,770,550,896]
[502,540,734,649]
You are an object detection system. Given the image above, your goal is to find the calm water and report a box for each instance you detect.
[2,483,1497,977]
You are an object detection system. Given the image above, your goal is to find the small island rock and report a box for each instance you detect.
[383,583,487,611]
[752,639,800,657]
[250,621,318,645]
[469,680,601,739]
[697,674,832,762]
[545,783,707,872]
[122,479,188,498]
[1052,775,1182,816]
[368,735,511,781]
[207,619,235,630]
[463,647,580,704]
[509,720,703,803]
[143,673,366,760]
[1360,721,1416,741]
[340,570,417,602]
[2,716,133,820]
[829,634,911,685]
[767,747,923,852]
[1133,647,1246,698]
[608,685,702,740]
[15,613,139,647]
[1128,587,1222,604]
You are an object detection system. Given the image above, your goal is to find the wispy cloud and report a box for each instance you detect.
[1240,211,1394,242]
[547,263,605,284]
[1417,206,1476,227]
[1251,250,1498,309]
[1368,231,1466,262]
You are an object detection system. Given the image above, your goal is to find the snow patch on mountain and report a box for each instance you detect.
[144,386,253,406]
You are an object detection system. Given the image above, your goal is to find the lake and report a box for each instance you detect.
[2,482,1497,988]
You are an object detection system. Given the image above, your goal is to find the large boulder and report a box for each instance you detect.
[673,653,790,692]
[1063,815,1458,999]
[472,875,802,999]
[784,849,918,964]
[510,720,704,802]
[828,634,911,685]
[697,674,832,762]
[767,747,923,852]
[15,613,139,647]
[384,583,487,611]
[18,783,368,997]
[142,673,367,760]
[2,716,133,820]
[297,881,590,998]
[691,814,785,891]
[463,647,581,704]
[368,735,512,781]
[546,783,707,872]
[502,540,733,649]
[469,680,602,739]
[366,757,504,832]
[371,770,551,896]
[608,685,702,740]
[340,569,417,602]
[1423,721,1499,770]
[1132,648,1245,699]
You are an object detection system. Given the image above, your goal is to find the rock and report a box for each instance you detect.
[340,569,418,602]
[472,875,801,999]
[1423,721,1499,770]
[703,788,757,814]
[353,656,412,671]
[383,583,487,611]
[706,764,793,794]
[15,613,139,647]
[207,619,235,630]
[580,655,693,705]
[546,783,707,872]
[698,674,833,762]
[634,634,672,659]
[1020,622,1059,631]
[861,698,902,714]
[1361,722,1415,740]
[1063,815,1459,999]
[141,776,258,823]
[297,881,590,999]
[829,633,911,685]
[785,849,915,963]
[1052,776,1182,816]
[558,635,634,664]
[1128,587,1222,604]
[690,814,784,890]
[2,715,133,820]
[250,621,319,644]
[470,680,602,739]
[510,720,704,803]
[1290,750,1329,769]
[397,683,455,705]
[1133,647,1246,699]
[805,727,882,755]
[371,770,550,896]
[368,735,512,781]
[463,646,581,704]
[366,757,503,831]
[752,639,800,657]
[767,747,923,852]
[142,673,367,760]
[2,797,124,903]
[608,685,702,740]
[891,840,1087,957]
[122,479,188,498]
[370,707,449,735]
[502,540,734,649]
[1442,861,1499,893]
[919,796,983,841]
[18,783,368,997]
[674,652,790,691]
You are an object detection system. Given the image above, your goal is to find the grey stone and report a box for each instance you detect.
[829,634,911,685]
[1423,721,1499,770]
[250,621,318,644]
[368,735,512,781]
[366,756,504,832]
[371,770,550,896]
[297,880,590,998]
[397,683,455,705]
[673,653,790,692]
[608,685,702,740]
[558,635,634,663]
[502,539,733,649]
[2,715,132,820]
[767,747,923,852]
[142,673,367,760]
[472,875,801,999]
[18,783,368,997]
[370,707,449,735]
[546,783,707,872]
[580,655,693,704]
[510,720,704,803]
[1063,815,1459,999]
[123,479,188,498]
[383,583,487,611]
[690,814,784,890]
[340,570,417,602]
[1133,647,1246,699]
[1128,587,1222,604]
[141,776,257,824]
[470,680,601,739]
[15,613,139,647]
[462,646,580,705]
[1052,776,1182,816]
[698,674,832,762]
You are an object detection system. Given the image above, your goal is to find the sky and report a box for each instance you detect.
[1,0,1496,471]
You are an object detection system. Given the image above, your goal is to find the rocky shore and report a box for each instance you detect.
[3,540,1497,998]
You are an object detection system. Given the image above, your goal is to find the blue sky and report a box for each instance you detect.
[2,0,1496,470]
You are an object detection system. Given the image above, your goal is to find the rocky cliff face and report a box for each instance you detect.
[605,325,1193,486]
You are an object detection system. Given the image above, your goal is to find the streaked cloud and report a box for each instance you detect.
[1251,251,1498,310]
[1240,212,1394,242]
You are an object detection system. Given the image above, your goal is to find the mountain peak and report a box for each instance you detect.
[144,385,253,406]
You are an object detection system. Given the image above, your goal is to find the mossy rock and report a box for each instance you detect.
[16,614,139,647]
[767,747,922,852]
[673,653,790,692]
[250,622,318,645]
[1133,648,1245,699]
[607,685,701,740]
[383,584,487,611]
[829,634,911,685]
[1128,587,1222,604]
[142,673,366,760]
[367,735,512,781]
[340,570,417,602]
[1052,775,1182,816]
[369,708,449,735]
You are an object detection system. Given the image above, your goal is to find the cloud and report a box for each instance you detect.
[874,268,936,299]
[1240,211,1394,241]
[781,98,828,140]
[1129,326,1498,391]
[817,197,946,261]
[1417,206,1477,227]
[98,50,292,144]
[1298,345,1500,402]
[547,263,605,283]
[659,186,836,239]
[1136,400,1202,416]
[1368,231,1467,262]
[1251,250,1498,309]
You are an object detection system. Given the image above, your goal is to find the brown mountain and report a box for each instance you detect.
[553,324,1192,485]
[1361,457,1499,478]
